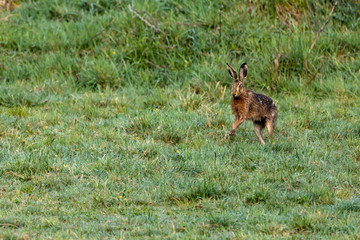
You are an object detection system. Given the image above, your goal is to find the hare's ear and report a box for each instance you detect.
[239,63,248,81]
[226,63,237,80]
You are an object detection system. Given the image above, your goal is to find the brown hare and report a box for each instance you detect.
[226,63,277,145]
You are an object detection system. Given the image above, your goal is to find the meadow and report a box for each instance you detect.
[0,0,360,238]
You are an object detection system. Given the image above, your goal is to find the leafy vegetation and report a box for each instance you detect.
[0,0,359,238]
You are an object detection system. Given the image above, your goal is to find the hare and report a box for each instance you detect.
[226,63,277,145]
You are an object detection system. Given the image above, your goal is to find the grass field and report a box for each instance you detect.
[1,0,360,238]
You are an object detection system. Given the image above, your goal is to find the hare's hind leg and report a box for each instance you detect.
[253,121,266,145]
[265,114,277,140]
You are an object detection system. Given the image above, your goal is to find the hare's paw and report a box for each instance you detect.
[229,130,236,137]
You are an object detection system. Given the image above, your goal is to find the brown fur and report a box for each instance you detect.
[226,63,277,145]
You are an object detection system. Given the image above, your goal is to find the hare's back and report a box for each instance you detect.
[247,91,277,117]
[254,92,276,109]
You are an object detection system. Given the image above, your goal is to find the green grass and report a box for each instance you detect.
[0,0,360,238]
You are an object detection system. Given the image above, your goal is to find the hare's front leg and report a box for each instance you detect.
[229,118,245,136]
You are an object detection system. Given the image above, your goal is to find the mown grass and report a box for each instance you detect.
[1,0,360,238]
